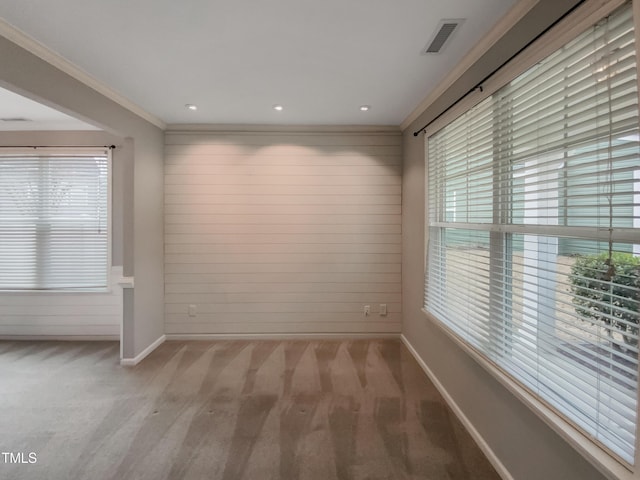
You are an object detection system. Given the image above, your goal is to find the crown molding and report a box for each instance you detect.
[165,124,402,134]
[400,0,539,131]
[0,18,166,130]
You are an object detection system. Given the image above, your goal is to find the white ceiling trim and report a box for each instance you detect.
[400,0,538,131]
[0,17,166,130]
[165,124,402,134]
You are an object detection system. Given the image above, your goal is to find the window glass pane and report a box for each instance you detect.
[0,153,109,290]
[428,97,495,224]
[427,227,491,349]
[504,235,638,457]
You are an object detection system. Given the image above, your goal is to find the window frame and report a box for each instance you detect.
[422,0,640,477]
[0,147,112,293]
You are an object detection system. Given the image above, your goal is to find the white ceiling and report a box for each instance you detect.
[0,0,518,126]
[0,86,99,131]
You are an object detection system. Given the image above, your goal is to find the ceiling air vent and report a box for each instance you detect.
[422,19,465,54]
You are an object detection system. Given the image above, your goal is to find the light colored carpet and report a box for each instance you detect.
[0,339,501,480]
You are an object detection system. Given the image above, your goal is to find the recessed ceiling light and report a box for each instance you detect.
[359,105,371,112]
[185,104,197,111]
[273,104,284,111]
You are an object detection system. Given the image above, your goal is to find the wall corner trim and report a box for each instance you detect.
[400,334,514,480]
[120,334,165,366]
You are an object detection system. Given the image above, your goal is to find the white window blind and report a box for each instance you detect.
[426,5,640,464]
[0,148,109,290]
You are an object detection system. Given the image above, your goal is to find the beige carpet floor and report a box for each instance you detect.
[0,339,501,480]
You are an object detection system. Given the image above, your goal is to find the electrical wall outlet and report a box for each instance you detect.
[364,305,370,316]
[380,304,387,316]
[188,304,197,317]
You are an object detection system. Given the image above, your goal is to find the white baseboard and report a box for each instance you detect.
[120,334,166,366]
[165,332,400,341]
[0,335,119,341]
[400,334,514,480]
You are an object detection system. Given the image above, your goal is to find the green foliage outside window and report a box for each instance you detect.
[569,252,640,348]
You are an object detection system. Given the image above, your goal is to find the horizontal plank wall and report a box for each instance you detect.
[0,266,124,338]
[164,129,402,335]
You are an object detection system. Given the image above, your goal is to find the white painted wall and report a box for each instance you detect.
[164,129,402,335]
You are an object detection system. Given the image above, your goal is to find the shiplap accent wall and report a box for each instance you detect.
[0,266,124,338]
[164,129,402,335]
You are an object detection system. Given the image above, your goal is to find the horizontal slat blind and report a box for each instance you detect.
[426,5,639,464]
[0,149,109,290]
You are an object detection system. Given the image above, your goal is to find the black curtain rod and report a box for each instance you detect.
[413,0,586,137]
[0,145,116,149]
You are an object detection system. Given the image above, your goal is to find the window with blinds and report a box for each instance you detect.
[0,149,109,290]
[425,5,640,464]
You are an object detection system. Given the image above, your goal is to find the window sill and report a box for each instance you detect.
[421,307,638,480]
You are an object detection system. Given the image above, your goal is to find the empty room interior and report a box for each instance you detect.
[0,0,639,479]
